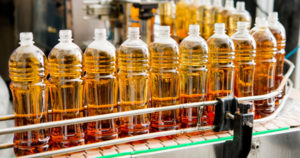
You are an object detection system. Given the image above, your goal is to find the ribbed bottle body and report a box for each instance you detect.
[207,34,235,125]
[179,36,208,127]
[9,45,49,156]
[118,41,150,137]
[48,44,85,149]
[150,40,180,132]
[251,28,277,118]
[83,43,118,143]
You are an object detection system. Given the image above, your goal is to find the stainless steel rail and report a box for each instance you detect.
[21,126,214,158]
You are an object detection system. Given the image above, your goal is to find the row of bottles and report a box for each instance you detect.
[9,14,285,157]
[174,0,251,40]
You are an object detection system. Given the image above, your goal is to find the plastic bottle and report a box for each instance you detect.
[198,0,213,40]
[150,26,180,131]
[231,22,256,99]
[228,1,251,36]
[159,1,175,36]
[216,0,235,33]
[268,12,286,106]
[118,27,150,137]
[207,23,235,125]
[175,0,190,40]
[83,29,118,143]
[48,30,85,149]
[9,32,49,156]
[250,18,277,118]
[179,25,208,127]
[210,0,223,37]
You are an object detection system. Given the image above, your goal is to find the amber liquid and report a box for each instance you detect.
[228,13,251,36]
[150,42,180,131]
[9,46,49,156]
[159,2,175,36]
[232,39,255,98]
[207,35,235,125]
[199,5,213,40]
[251,29,277,118]
[216,9,234,33]
[269,27,286,106]
[175,0,189,40]
[118,46,150,137]
[179,40,208,127]
[48,47,85,149]
[83,48,118,143]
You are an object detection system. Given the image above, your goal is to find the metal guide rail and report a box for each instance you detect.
[0,59,295,158]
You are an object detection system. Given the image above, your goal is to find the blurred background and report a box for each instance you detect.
[0,0,299,93]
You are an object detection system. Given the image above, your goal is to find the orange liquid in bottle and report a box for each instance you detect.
[268,12,286,106]
[175,0,190,40]
[9,32,49,156]
[251,18,277,118]
[150,26,180,132]
[84,29,118,143]
[231,22,256,99]
[179,25,208,127]
[228,2,251,36]
[207,23,235,125]
[216,0,235,34]
[198,0,213,40]
[48,30,85,149]
[159,2,175,36]
[118,27,150,137]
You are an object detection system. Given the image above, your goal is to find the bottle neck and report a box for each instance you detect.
[59,38,72,43]
[20,40,34,46]
[128,34,139,40]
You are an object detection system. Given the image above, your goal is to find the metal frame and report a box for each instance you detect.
[0,59,295,158]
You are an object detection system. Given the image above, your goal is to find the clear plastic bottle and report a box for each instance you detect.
[83,29,118,143]
[216,0,235,33]
[250,18,277,118]
[268,12,286,106]
[159,1,175,36]
[198,0,213,40]
[118,27,150,137]
[210,0,223,38]
[228,1,251,36]
[9,32,49,156]
[179,25,208,128]
[207,23,235,125]
[150,26,180,131]
[231,22,256,98]
[48,30,85,149]
[175,0,190,40]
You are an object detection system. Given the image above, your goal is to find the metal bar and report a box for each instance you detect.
[20,126,214,158]
[0,59,294,134]
[0,114,14,122]
[0,143,13,149]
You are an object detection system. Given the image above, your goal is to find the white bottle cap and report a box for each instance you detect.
[94,28,106,40]
[19,32,34,45]
[225,0,234,9]
[189,24,200,35]
[59,30,72,41]
[213,0,222,7]
[128,27,140,39]
[203,0,211,5]
[214,23,225,34]
[236,1,245,11]
[255,17,268,27]
[237,21,249,30]
[158,25,170,37]
[268,12,278,23]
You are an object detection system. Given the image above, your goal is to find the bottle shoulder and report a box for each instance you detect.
[84,40,116,58]
[150,39,179,54]
[207,34,234,49]
[180,36,208,51]
[10,45,47,65]
[251,29,277,46]
[269,24,286,40]
[49,42,82,59]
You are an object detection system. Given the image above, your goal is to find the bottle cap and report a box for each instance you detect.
[128,27,140,38]
[203,0,211,5]
[237,21,249,30]
[59,30,72,40]
[255,17,268,27]
[213,0,222,7]
[236,1,245,11]
[94,28,106,40]
[225,0,234,9]
[158,25,170,37]
[214,23,225,33]
[268,12,278,23]
[189,24,200,35]
[20,32,33,42]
